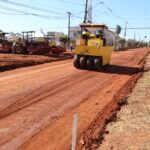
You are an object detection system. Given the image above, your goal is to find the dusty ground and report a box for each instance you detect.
[99,54,150,150]
[0,48,149,150]
[0,52,73,72]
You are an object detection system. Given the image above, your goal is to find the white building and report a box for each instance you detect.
[47,32,64,40]
[70,23,116,46]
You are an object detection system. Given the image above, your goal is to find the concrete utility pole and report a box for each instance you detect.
[139,35,141,42]
[134,31,136,47]
[124,21,128,39]
[84,0,88,23]
[67,12,71,49]
[88,0,92,23]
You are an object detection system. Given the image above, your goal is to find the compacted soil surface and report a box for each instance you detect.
[99,54,150,150]
[0,48,149,150]
[0,52,73,72]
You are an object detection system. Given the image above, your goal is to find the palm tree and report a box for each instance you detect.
[116,25,121,37]
[115,25,122,51]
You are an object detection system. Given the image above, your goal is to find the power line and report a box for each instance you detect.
[74,0,102,17]
[92,1,102,9]
[0,5,67,20]
[0,0,85,24]
[21,0,52,9]
[72,15,83,19]
[92,1,113,13]
[0,10,28,15]
[100,1,113,13]
[58,0,85,6]
[126,17,150,21]
[109,27,150,30]
[0,0,66,15]
[92,1,125,22]
[0,3,83,19]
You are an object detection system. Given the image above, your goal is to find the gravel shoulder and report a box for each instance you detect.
[99,54,150,150]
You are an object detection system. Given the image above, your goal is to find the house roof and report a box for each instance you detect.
[22,31,35,33]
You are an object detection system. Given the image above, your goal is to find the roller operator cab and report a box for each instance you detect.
[0,32,12,53]
[74,23,113,71]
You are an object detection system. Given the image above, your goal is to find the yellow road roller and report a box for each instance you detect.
[74,23,113,71]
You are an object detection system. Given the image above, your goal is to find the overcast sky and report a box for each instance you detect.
[0,0,150,41]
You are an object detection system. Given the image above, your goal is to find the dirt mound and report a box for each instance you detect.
[0,53,73,72]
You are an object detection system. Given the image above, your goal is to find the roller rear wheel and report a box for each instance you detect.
[80,56,86,69]
[74,55,80,68]
[87,57,93,70]
[94,57,102,71]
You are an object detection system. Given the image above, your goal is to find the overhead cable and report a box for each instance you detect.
[58,0,85,6]
[0,0,66,15]
[0,5,67,20]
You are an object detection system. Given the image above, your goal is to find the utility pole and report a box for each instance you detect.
[88,0,92,23]
[124,21,128,39]
[139,35,141,48]
[83,0,88,23]
[67,12,71,49]
[134,31,136,47]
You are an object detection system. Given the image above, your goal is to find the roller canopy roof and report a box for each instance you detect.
[80,23,108,29]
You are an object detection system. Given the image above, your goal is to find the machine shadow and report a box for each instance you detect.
[101,64,143,75]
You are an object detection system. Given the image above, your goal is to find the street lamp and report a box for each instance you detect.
[67,12,71,49]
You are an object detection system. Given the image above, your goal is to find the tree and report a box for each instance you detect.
[118,38,125,43]
[118,37,126,49]
[115,25,121,37]
[115,25,122,51]
[59,35,69,48]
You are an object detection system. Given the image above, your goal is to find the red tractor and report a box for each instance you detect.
[0,32,12,53]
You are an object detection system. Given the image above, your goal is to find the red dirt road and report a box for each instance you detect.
[0,52,73,72]
[0,48,149,150]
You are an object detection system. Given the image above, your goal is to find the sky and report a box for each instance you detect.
[0,0,150,41]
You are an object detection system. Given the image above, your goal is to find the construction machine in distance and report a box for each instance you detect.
[74,23,113,71]
[0,32,12,53]
[13,31,51,54]
[44,34,66,54]
[13,31,66,54]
